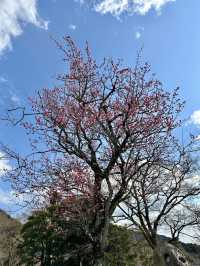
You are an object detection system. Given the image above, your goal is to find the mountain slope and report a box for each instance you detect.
[0,209,21,264]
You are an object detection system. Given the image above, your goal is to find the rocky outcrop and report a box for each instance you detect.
[154,242,191,266]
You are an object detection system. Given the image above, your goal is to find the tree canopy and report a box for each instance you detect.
[3,36,200,265]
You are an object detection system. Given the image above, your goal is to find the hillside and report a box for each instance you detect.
[132,230,200,266]
[0,209,199,265]
[0,209,21,265]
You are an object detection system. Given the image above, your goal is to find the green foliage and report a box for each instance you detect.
[18,207,68,265]
[19,208,140,266]
[18,206,91,266]
[2,208,200,266]
[17,208,154,266]
[131,240,153,266]
[105,224,135,266]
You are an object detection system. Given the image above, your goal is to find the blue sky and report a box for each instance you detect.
[0,0,200,229]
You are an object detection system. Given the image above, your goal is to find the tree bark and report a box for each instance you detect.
[92,242,105,266]
[93,259,103,266]
[152,247,166,266]
[91,229,108,266]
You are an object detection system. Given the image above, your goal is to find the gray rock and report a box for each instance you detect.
[154,242,191,266]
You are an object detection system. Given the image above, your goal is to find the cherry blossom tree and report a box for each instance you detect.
[3,36,194,266]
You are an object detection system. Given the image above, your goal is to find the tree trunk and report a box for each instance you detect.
[93,258,103,266]
[91,229,108,266]
[152,247,166,266]
[91,242,105,266]
[91,208,110,266]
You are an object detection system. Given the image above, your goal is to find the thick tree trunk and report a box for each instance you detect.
[93,259,103,266]
[91,201,110,266]
[143,232,165,266]
[91,241,105,266]
[91,250,104,266]
[92,227,109,266]
[152,247,166,266]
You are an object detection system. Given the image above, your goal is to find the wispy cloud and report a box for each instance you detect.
[0,189,16,206]
[0,76,8,83]
[10,94,21,105]
[190,110,200,126]
[74,0,85,4]
[69,24,77,31]
[0,78,21,109]
[135,31,141,39]
[79,0,176,17]
[0,186,28,210]
[0,152,11,177]
[0,0,49,56]
[134,26,144,40]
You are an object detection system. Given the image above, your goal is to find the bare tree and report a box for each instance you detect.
[164,206,200,242]
[117,140,200,265]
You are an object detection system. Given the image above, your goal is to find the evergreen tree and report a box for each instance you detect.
[18,206,80,266]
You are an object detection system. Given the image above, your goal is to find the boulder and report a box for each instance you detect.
[159,242,192,266]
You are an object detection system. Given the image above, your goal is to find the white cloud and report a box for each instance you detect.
[10,94,21,104]
[190,110,200,126]
[135,31,141,39]
[0,152,11,176]
[0,77,21,107]
[0,0,48,55]
[0,187,28,207]
[0,189,16,205]
[0,76,8,83]
[134,26,144,40]
[75,0,85,4]
[92,0,176,17]
[191,175,200,181]
[69,24,77,31]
